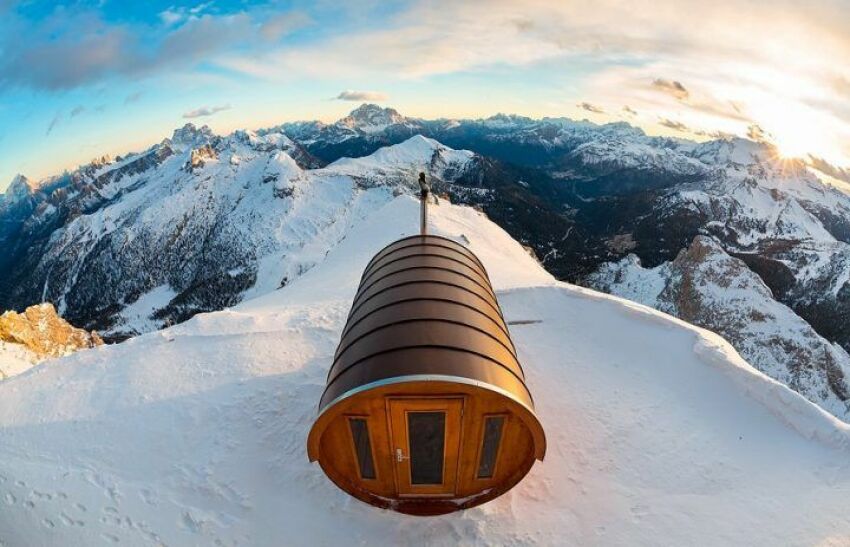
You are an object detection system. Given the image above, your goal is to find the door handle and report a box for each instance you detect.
[395,448,409,462]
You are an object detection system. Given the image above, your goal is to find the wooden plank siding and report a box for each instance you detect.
[308,235,545,515]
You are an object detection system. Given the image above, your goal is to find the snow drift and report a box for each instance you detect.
[1,195,849,545]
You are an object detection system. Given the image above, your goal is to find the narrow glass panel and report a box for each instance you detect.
[408,411,446,485]
[477,416,505,479]
[349,418,376,479]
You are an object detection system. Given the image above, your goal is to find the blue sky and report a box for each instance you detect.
[2,0,850,191]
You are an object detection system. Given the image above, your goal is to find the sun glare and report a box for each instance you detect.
[747,92,833,161]
[772,130,813,160]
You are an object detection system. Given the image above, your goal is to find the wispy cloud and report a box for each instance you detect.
[577,102,604,114]
[746,123,770,143]
[0,8,275,90]
[335,90,388,102]
[70,105,86,118]
[4,0,850,175]
[159,8,184,26]
[260,11,311,41]
[808,155,850,182]
[214,0,850,163]
[46,112,62,135]
[124,91,143,104]
[694,129,734,139]
[183,103,231,118]
[651,78,689,100]
[659,118,689,132]
[159,2,214,27]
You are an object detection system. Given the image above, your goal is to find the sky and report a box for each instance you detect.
[1,0,850,191]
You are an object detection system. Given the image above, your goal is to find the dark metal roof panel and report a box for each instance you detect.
[319,235,535,413]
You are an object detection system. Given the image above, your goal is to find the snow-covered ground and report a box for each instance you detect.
[0,341,39,379]
[1,195,849,546]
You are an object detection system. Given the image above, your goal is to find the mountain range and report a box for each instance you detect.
[1,193,849,545]
[2,103,850,421]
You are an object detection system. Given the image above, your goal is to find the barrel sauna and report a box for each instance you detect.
[307,234,546,516]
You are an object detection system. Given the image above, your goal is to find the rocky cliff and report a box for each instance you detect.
[0,303,103,379]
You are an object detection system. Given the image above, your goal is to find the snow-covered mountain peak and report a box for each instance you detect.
[690,136,776,167]
[170,123,216,150]
[3,174,36,204]
[337,103,409,132]
[481,113,534,129]
[88,154,113,169]
[326,135,474,180]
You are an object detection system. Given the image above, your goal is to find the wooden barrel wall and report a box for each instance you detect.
[307,235,545,515]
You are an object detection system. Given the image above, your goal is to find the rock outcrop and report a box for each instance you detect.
[0,303,103,360]
[588,235,850,419]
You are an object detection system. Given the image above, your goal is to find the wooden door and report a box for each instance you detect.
[387,397,463,497]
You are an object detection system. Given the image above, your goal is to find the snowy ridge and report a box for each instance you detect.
[1,131,475,339]
[0,341,39,379]
[589,235,850,420]
[0,196,849,545]
[561,280,850,448]
[6,103,850,428]
[326,135,474,183]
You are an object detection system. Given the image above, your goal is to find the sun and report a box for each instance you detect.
[771,127,814,160]
[747,94,831,161]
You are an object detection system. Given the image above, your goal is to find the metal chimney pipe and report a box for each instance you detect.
[418,172,430,236]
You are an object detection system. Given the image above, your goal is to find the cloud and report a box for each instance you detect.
[0,9,260,90]
[212,0,850,164]
[622,105,637,116]
[260,11,311,41]
[70,105,85,118]
[335,90,388,102]
[183,103,231,118]
[651,78,689,100]
[693,129,734,139]
[808,155,850,183]
[46,112,62,135]
[159,9,185,27]
[159,2,214,27]
[577,102,604,114]
[658,118,689,132]
[124,91,143,104]
[747,123,770,143]
[4,0,850,168]
[832,76,850,96]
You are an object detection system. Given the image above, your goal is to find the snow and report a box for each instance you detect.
[0,341,39,379]
[327,135,473,176]
[808,165,850,196]
[2,195,850,545]
[118,285,178,333]
[589,238,850,420]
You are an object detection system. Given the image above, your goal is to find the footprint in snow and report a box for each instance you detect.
[3,492,15,505]
[60,512,75,526]
[139,488,156,506]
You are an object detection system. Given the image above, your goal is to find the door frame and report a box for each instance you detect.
[386,396,465,497]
